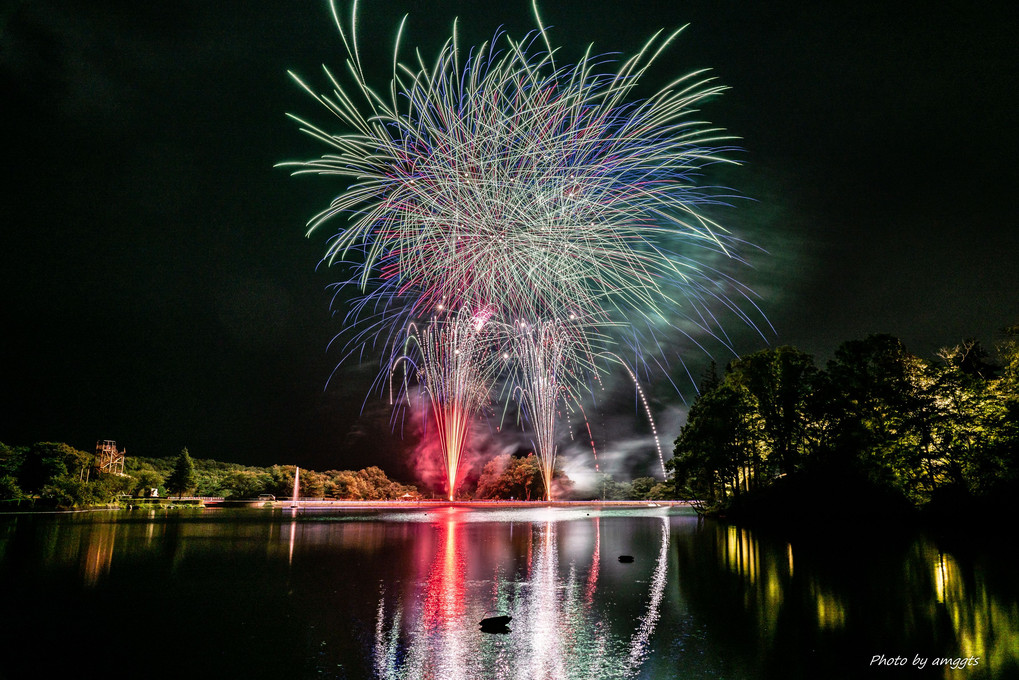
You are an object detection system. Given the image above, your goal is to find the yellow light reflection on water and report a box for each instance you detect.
[813,586,845,630]
[720,524,790,644]
[933,552,959,604]
[725,524,758,584]
[81,522,116,587]
[931,549,1019,671]
[718,523,851,639]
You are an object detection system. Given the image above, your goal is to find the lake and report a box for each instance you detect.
[0,505,1015,679]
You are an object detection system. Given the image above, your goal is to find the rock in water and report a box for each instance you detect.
[480,615,512,633]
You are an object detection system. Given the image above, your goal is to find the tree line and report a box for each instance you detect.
[0,441,667,507]
[0,444,420,508]
[130,450,421,501]
[668,327,1019,518]
[0,441,135,508]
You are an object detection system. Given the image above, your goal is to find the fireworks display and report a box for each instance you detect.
[284,0,754,499]
[392,308,501,499]
[505,318,593,501]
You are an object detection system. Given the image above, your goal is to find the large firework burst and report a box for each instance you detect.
[283,0,757,498]
[283,0,742,324]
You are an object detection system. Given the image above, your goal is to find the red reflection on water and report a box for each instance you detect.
[422,512,467,631]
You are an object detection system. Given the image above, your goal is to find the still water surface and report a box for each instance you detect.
[0,506,1015,679]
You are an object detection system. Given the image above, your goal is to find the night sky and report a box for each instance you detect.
[3,0,1017,478]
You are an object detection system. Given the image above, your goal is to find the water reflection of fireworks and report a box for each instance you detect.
[372,512,670,679]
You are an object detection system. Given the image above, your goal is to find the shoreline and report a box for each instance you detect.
[0,498,694,515]
[246,499,692,509]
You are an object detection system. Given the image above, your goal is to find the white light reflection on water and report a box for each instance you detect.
[371,509,670,680]
[287,516,297,565]
[363,505,671,524]
[624,517,669,673]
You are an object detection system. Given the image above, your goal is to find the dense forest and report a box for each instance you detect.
[669,327,1019,523]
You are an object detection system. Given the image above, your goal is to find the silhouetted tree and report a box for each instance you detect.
[670,363,762,504]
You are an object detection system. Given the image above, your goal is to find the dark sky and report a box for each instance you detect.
[3,0,1017,477]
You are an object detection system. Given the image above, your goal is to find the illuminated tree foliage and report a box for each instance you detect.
[0,441,135,508]
[17,442,90,492]
[473,452,572,501]
[0,446,423,507]
[670,328,1019,515]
